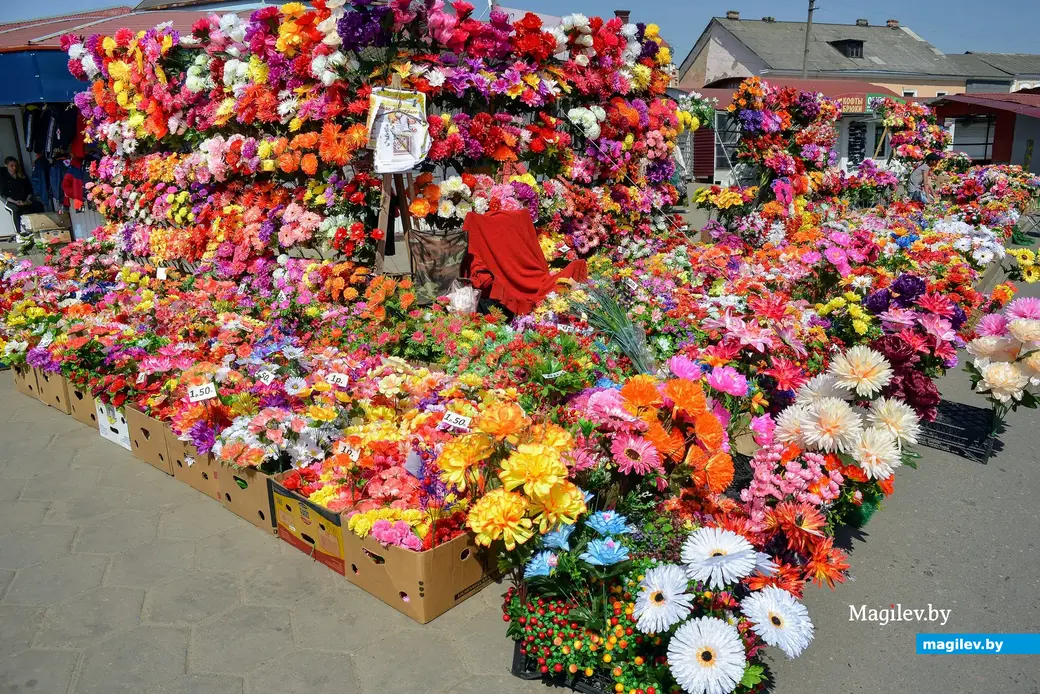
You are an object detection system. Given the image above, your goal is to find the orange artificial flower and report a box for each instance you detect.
[301,153,318,175]
[620,375,662,412]
[694,411,724,451]
[476,402,529,441]
[664,378,707,417]
[687,447,734,495]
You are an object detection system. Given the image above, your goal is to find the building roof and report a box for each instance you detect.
[934,92,1040,119]
[711,16,971,78]
[964,53,1040,77]
[0,7,135,52]
[0,6,132,33]
[944,53,1013,80]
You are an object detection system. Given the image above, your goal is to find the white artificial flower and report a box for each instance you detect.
[751,552,778,577]
[633,564,693,635]
[1008,318,1040,345]
[801,397,863,454]
[966,335,1019,362]
[978,360,1030,403]
[867,397,921,446]
[774,403,811,449]
[852,426,902,480]
[828,345,893,397]
[1020,351,1040,386]
[426,69,446,87]
[68,43,86,60]
[794,373,846,406]
[681,527,756,589]
[437,199,456,219]
[667,617,747,694]
[574,54,590,68]
[741,586,814,659]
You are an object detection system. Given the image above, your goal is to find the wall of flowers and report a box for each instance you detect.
[2,2,1040,693]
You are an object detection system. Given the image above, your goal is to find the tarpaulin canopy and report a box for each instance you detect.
[0,51,85,105]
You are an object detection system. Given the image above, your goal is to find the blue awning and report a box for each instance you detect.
[0,51,85,106]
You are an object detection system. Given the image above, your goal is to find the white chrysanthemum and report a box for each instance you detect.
[867,397,921,446]
[437,199,456,219]
[794,373,846,406]
[852,426,902,480]
[801,397,863,453]
[774,403,811,448]
[1021,351,1040,386]
[752,552,777,577]
[741,586,814,659]
[681,527,756,589]
[667,617,747,694]
[828,346,893,397]
[978,360,1030,403]
[967,335,1020,362]
[633,564,693,635]
[1008,318,1040,345]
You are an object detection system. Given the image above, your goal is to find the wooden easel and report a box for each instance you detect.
[372,74,416,276]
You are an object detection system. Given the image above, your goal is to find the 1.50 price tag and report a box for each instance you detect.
[326,372,349,387]
[543,370,566,380]
[440,411,472,431]
[188,382,218,403]
[624,277,639,292]
[256,369,276,385]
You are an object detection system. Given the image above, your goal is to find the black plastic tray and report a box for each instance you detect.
[510,640,612,693]
[918,399,998,464]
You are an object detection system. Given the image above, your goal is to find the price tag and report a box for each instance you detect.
[440,411,472,431]
[624,277,639,292]
[543,370,566,380]
[136,372,147,385]
[558,244,571,254]
[326,372,349,387]
[348,447,361,463]
[39,333,53,348]
[156,266,168,280]
[256,369,276,385]
[558,324,576,333]
[188,382,218,403]
[185,456,195,468]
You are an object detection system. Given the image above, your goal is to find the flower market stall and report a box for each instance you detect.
[2,2,1040,693]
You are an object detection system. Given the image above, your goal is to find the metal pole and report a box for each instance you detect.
[801,0,816,80]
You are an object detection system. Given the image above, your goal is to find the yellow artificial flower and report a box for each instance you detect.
[475,401,529,442]
[498,443,567,500]
[467,488,533,550]
[438,433,493,491]
[528,422,573,454]
[1024,266,1040,283]
[852,319,869,335]
[306,405,337,422]
[528,480,586,532]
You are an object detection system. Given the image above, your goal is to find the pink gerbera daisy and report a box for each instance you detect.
[610,434,662,476]
[1007,297,1040,320]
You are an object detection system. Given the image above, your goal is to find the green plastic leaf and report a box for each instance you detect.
[740,664,767,688]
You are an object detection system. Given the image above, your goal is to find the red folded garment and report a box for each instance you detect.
[462,210,587,315]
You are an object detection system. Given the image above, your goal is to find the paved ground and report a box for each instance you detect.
[1,297,1039,694]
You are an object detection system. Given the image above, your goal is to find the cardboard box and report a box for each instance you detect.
[20,212,70,233]
[95,400,131,450]
[125,406,172,474]
[12,364,40,399]
[38,229,72,244]
[164,426,219,500]
[36,370,72,414]
[68,383,98,429]
[219,467,276,533]
[270,478,347,575]
[343,531,498,624]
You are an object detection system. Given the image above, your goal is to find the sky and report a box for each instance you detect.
[2,0,1039,66]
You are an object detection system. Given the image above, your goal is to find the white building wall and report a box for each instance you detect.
[1010,115,1040,173]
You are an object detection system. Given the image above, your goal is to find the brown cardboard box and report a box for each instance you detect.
[219,467,275,533]
[36,370,72,414]
[68,383,98,429]
[20,212,70,232]
[343,531,498,624]
[164,426,219,500]
[38,229,72,244]
[270,477,347,575]
[12,364,40,399]
[125,406,173,474]
[96,400,131,450]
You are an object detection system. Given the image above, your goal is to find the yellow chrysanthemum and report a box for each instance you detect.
[476,401,529,441]
[528,481,586,532]
[438,433,493,491]
[467,489,533,550]
[498,443,567,500]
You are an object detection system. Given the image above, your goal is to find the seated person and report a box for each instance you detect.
[1,156,45,232]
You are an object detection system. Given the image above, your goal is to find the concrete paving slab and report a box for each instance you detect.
[0,524,76,570]
[34,586,145,649]
[0,604,44,657]
[246,649,359,694]
[143,571,241,625]
[148,673,244,694]
[2,553,108,606]
[189,605,290,675]
[0,648,78,694]
[104,538,196,589]
[74,625,188,694]
[73,509,161,555]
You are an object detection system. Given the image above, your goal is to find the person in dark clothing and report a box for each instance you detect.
[1,157,45,232]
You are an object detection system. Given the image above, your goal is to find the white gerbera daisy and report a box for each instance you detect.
[801,397,863,454]
[828,345,893,397]
[774,403,811,448]
[284,376,308,396]
[752,552,777,577]
[681,527,756,589]
[794,373,846,406]
[740,586,814,658]
[852,426,902,480]
[633,564,693,635]
[667,617,747,694]
[867,397,921,446]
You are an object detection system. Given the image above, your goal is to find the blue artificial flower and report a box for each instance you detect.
[579,538,630,567]
[525,551,558,578]
[578,487,595,506]
[542,523,575,552]
[587,511,633,537]
[595,377,618,389]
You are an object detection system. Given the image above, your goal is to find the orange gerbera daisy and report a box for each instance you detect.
[687,448,734,495]
[620,375,662,413]
[664,378,707,417]
[767,501,826,556]
[805,537,849,589]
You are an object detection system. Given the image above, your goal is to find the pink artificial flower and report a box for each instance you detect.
[750,414,775,446]
[609,434,662,476]
[668,354,703,380]
[707,366,749,397]
[1007,297,1040,320]
[976,313,1010,337]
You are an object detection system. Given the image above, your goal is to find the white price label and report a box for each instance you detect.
[558,324,576,333]
[136,372,147,384]
[558,244,571,254]
[188,382,217,403]
[326,372,349,387]
[440,411,472,431]
[348,447,361,463]
[624,277,639,292]
[543,370,566,380]
[185,456,195,468]
[256,369,276,385]
[156,266,168,280]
